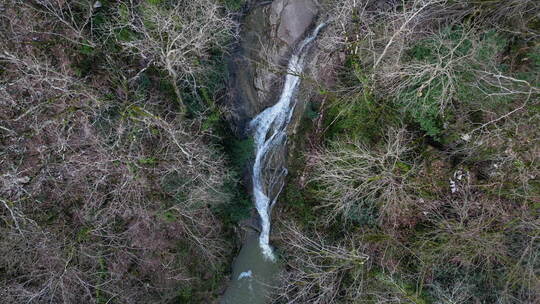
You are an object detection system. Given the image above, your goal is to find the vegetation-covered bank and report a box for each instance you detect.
[0,0,250,302]
[1,0,538,303]
[274,0,539,303]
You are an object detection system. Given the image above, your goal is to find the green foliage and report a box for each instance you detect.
[409,27,474,62]
[399,79,445,138]
[117,2,130,23]
[76,226,91,242]
[530,46,540,66]
[220,0,246,11]
[158,77,178,100]
[161,210,177,223]
[225,137,254,172]
[284,182,318,227]
[138,157,157,166]
[516,44,540,85]
[115,28,136,42]
[176,286,193,302]
[185,55,229,120]
[161,172,191,204]
[213,177,252,225]
[324,56,399,144]
[372,272,430,304]
[304,101,319,120]
[73,42,101,77]
[324,87,394,144]
[79,44,95,56]
[95,257,109,304]
[90,0,112,35]
[397,27,512,139]
[475,30,507,63]
[202,109,222,131]
[212,135,254,225]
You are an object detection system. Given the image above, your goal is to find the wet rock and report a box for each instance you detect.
[271,0,317,49]
[227,0,318,133]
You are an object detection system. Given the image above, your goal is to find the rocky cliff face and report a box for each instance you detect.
[227,0,318,133]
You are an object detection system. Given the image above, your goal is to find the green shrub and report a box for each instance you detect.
[220,0,246,11]
[225,136,254,172]
[395,27,513,139]
[213,189,251,225]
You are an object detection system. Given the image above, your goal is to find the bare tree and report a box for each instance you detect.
[113,0,238,113]
[0,2,237,302]
[309,127,419,228]
[273,222,368,304]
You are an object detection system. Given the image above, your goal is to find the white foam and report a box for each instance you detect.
[249,23,326,261]
[237,270,253,280]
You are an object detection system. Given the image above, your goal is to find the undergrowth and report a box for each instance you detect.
[274,0,540,303]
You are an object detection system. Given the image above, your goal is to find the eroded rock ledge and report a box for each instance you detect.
[227,0,318,133]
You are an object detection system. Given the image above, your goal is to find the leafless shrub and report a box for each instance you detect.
[309,127,419,228]
[0,4,236,302]
[380,25,473,111]
[6,0,97,47]
[379,27,538,121]
[112,0,238,111]
[455,106,540,204]
[0,223,101,303]
[367,0,538,72]
[414,194,540,303]
[317,0,372,53]
[458,0,540,35]
[273,222,368,304]
[421,198,509,267]
[427,281,476,304]
[283,0,539,303]
[371,0,449,70]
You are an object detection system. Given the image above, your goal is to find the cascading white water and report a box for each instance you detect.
[249,23,326,261]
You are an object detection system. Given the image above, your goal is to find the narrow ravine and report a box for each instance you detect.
[250,22,326,261]
[221,23,325,304]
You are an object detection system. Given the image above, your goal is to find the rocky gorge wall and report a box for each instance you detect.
[227,0,319,133]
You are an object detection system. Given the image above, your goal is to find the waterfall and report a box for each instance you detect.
[249,23,326,261]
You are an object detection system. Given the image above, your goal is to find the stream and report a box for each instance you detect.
[221,23,325,304]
